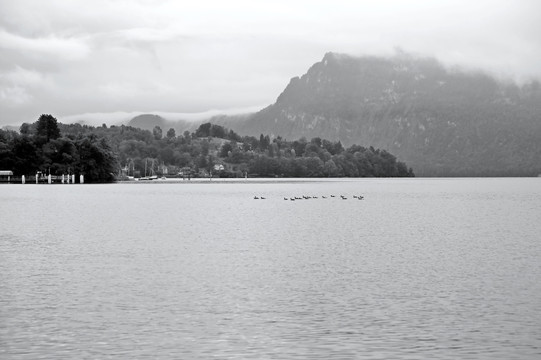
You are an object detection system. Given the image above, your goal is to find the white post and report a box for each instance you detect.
[80,175,84,184]
[8,175,10,183]
[36,173,38,184]
[72,175,75,184]
[61,174,64,184]
[22,175,25,184]
[48,174,51,184]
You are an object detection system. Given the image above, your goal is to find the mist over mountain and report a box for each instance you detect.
[123,52,541,176]
[127,114,189,133]
[126,112,255,135]
[229,52,541,176]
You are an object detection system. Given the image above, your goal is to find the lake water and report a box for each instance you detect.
[1,178,540,359]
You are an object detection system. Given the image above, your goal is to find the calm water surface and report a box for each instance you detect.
[1,178,540,359]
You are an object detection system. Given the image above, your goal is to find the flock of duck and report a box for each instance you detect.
[253,194,364,201]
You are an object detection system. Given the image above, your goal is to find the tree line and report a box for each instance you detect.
[0,115,414,182]
[0,114,116,182]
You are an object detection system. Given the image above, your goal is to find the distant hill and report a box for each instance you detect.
[1,125,19,132]
[126,113,254,136]
[127,114,194,133]
[230,52,541,176]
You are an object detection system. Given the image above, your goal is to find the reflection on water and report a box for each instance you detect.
[1,178,540,359]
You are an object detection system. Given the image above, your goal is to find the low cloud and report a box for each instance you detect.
[59,106,264,126]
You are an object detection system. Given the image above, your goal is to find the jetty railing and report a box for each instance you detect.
[0,174,84,184]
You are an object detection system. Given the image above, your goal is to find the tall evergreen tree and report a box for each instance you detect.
[36,114,60,142]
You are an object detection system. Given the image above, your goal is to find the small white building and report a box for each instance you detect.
[0,170,14,183]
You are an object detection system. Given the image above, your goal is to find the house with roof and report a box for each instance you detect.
[0,170,14,183]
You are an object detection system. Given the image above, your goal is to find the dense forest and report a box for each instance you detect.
[0,115,414,182]
[0,115,116,182]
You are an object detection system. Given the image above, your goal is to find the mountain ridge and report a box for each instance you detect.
[235,52,541,176]
[124,52,541,176]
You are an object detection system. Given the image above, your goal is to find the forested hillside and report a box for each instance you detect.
[0,115,116,182]
[0,115,414,181]
[227,52,541,176]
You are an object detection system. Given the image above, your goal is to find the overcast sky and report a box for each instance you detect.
[1,0,540,127]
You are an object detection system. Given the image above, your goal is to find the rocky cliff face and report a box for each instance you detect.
[240,52,541,176]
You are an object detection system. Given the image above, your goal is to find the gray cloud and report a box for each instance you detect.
[1,0,540,127]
